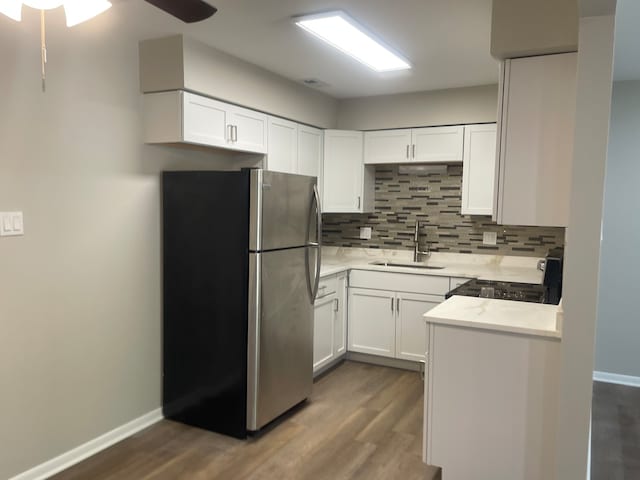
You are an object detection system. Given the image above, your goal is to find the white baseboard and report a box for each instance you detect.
[593,371,640,387]
[10,408,163,480]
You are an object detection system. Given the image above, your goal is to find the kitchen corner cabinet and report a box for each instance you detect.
[364,126,464,164]
[297,125,324,192]
[348,288,440,361]
[423,323,560,479]
[495,52,577,227]
[323,130,374,213]
[461,124,497,215]
[313,273,347,375]
[347,270,448,362]
[143,90,267,154]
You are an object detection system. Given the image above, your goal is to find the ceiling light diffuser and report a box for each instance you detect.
[0,0,23,21]
[294,11,411,72]
[63,0,112,27]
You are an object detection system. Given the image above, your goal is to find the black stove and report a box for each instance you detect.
[446,279,558,305]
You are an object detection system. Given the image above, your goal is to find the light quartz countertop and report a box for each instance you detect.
[320,247,562,339]
[320,247,543,284]
[423,296,562,339]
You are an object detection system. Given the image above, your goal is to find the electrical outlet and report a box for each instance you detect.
[360,227,372,240]
[0,212,24,237]
[483,231,497,245]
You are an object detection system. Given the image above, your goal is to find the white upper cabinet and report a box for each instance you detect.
[298,125,324,193]
[228,105,268,154]
[461,124,498,216]
[182,93,230,148]
[323,130,374,213]
[364,126,464,164]
[364,129,413,164]
[412,126,464,163]
[267,116,298,173]
[495,52,577,227]
[143,90,267,154]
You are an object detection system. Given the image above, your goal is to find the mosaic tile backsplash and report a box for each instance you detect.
[322,165,565,257]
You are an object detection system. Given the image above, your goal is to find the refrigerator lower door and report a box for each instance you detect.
[247,248,314,431]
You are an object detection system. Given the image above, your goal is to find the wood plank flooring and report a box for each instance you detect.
[51,361,440,480]
[591,381,640,480]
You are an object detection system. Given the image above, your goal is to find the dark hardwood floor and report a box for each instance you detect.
[51,361,439,480]
[591,381,640,479]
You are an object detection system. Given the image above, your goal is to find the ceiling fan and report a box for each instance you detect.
[143,0,217,23]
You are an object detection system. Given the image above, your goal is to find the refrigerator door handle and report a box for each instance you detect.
[306,184,322,302]
[312,185,322,300]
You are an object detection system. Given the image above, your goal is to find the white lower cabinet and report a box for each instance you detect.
[395,293,441,362]
[348,288,396,358]
[313,273,347,375]
[313,293,337,371]
[348,287,441,362]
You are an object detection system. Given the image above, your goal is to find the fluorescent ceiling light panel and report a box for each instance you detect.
[295,11,411,72]
[0,0,23,20]
[64,0,112,27]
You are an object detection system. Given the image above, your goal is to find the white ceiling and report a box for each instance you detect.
[613,0,640,81]
[119,0,499,99]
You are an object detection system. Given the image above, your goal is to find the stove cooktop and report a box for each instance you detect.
[446,279,556,304]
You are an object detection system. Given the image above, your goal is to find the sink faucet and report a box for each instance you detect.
[413,221,430,262]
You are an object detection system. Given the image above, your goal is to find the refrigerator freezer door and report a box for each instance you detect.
[247,248,314,431]
[249,170,317,251]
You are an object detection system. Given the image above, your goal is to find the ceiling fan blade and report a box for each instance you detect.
[144,0,217,23]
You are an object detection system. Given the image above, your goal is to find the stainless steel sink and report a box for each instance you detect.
[370,261,445,270]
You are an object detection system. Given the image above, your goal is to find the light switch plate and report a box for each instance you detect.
[360,227,372,240]
[483,231,497,245]
[0,212,24,237]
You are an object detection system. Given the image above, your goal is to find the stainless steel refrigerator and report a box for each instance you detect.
[162,169,321,438]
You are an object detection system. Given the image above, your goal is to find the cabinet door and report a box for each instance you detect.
[334,273,348,357]
[313,293,336,372]
[497,53,576,227]
[182,92,230,148]
[412,126,464,163]
[461,124,497,215]
[323,130,364,213]
[267,117,298,173]
[228,105,268,154]
[348,288,395,358]
[364,129,412,164]
[395,293,441,362]
[298,125,324,202]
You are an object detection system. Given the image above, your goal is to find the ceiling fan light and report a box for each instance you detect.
[63,0,112,27]
[0,0,23,21]
[22,0,64,9]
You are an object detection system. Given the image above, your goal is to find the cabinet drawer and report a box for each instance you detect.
[316,276,338,300]
[349,270,449,296]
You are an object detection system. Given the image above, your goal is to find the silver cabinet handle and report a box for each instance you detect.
[406,144,410,159]
[390,297,394,312]
[227,125,233,142]
[396,298,400,313]
[334,298,339,312]
[412,144,416,158]
[232,125,238,142]
[357,196,361,209]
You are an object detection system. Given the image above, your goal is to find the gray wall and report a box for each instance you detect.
[491,0,578,59]
[0,13,275,480]
[336,84,498,130]
[595,80,640,377]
